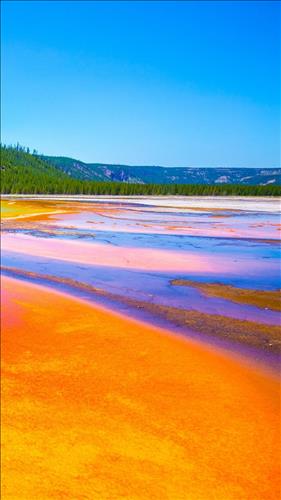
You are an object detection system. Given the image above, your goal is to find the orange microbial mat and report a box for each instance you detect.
[1,276,280,499]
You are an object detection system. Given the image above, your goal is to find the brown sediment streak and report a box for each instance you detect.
[152,305,281,354]
[171,279,281,312]
[1,276,280,499]
[2,266,280,354]
[245,238,281,245]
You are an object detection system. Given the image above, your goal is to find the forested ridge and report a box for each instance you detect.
[1,145,280,196]
[42,155,281,186]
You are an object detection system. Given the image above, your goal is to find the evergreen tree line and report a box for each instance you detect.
[1,145,280,197]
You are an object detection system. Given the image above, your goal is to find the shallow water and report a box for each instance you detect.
[1,196,280,365]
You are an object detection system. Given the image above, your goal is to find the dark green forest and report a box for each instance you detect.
[1,145,280,196]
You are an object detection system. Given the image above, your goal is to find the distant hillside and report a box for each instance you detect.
[43,155,281,186]
[1,146,280,196]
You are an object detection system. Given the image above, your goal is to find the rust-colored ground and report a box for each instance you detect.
[1,276,280,499]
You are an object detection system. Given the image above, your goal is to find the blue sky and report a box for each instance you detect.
[1,0,280,166]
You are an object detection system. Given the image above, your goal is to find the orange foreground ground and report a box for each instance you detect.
[1,276,280,499]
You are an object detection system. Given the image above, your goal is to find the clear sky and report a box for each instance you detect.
[1,0,280,167]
